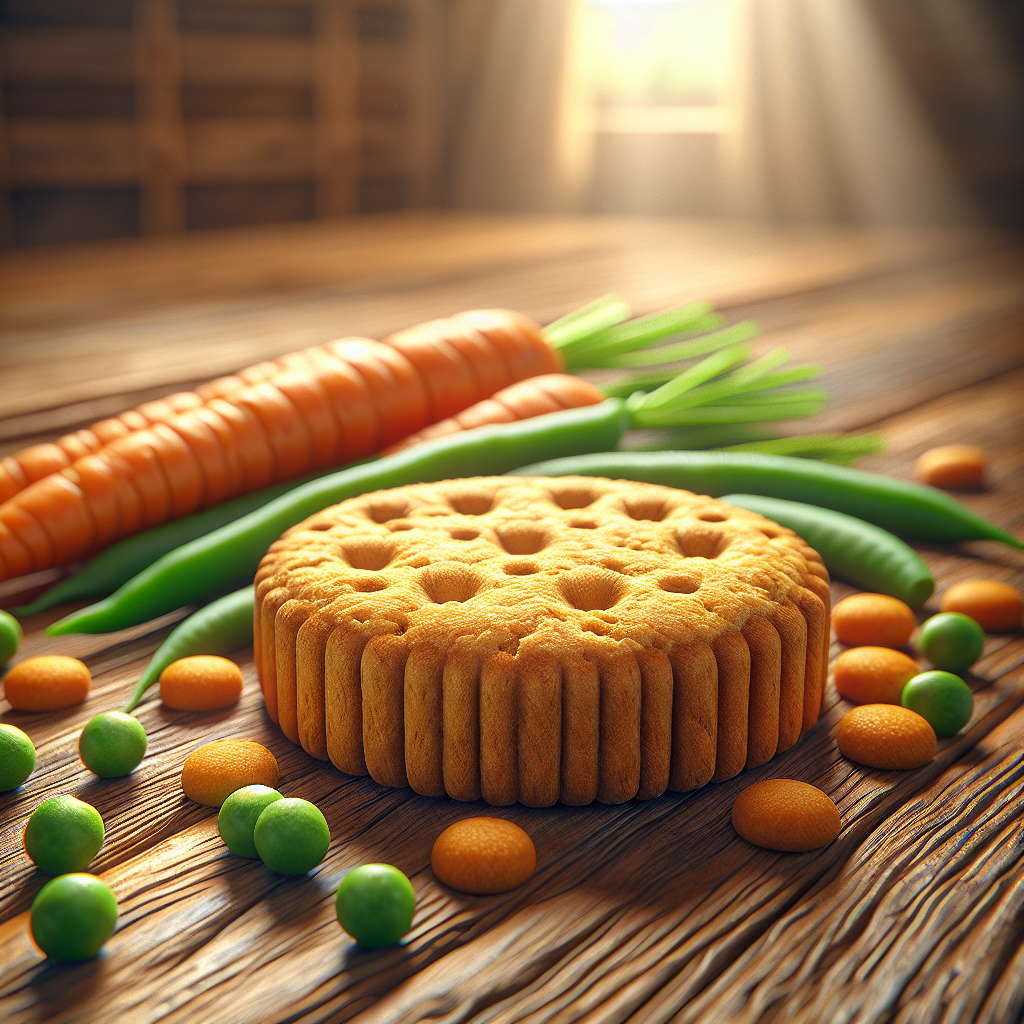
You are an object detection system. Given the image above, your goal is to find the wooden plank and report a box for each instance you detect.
[0,28,135,82]
[312,0,360,217]
[0,224,1023,1022]
[0,219,1019,425]
[5,119,137,187]
[184,117,315,183]
[0,215,1013,333]
[179,31,315,86]
[362,116,408,176]
[0,46,12,249]
[406,0,442,207]
[134,0,187,234]
[0,577,1020,1023]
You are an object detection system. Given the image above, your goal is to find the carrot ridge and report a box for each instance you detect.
[149,423,206,517]
[0,503,52,570]
[207,398,276,492]
[167,411,233,508]
[235,382,315,484]
[384,319,479,421]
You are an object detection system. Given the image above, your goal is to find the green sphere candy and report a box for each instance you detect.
[902,671,974,737]
[31,873,118,961]
[218,785,283,858]
[917,612,985,673]
[336,864,416,948]
[0,608,22,664]
[253,798,330,875]
[24,794,105,875]
[79,711,147,778]
[0,723,36,791]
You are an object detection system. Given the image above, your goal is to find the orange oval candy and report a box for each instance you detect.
[181,739,279,807]
[940,580,1022,633]
[732,779,840,852]
[837,704,937,770]
[914,445,986,491]
[160,655,244,711]
[3,656,91,711]
[431,817,536,894]
[833,646,920,705]
[831,593,917,648]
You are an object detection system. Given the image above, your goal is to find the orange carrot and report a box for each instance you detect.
[326,339,429,449]
[381,374,606,455]
[0,309,559,505]
[0,310,567,579]
[0,391,208,502]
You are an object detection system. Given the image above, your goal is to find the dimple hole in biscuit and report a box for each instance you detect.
[367,498,409,524]
[341,537,395,571]
[559,566,626,612]
[448,527,480,541]
[624,495,671,522]
[496,522,549,555]
[549,484,596,510]
[388,521,416,532]
[421,563,484,604]
[660,573,701,595]
[504,560,539,576]
[448,489,495,516]
[569,517,598,529]
[675,524,729,559]
[698,510,729,523]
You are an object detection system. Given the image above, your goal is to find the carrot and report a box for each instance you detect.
[385,318,485,420]
[0,391,210,503]
[0,504,45,575]
[66,457,121,548]
[441,309,561,382]
[234,381,315,483]
[0,306,567,507]
[206,397,276,492]
[382,374,607,454]
[324,339,427,448]
[2,299,712,580]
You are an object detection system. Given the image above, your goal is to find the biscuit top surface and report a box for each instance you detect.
[256,476,826,660]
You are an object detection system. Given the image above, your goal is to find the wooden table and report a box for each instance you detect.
[1,212,1022,1024]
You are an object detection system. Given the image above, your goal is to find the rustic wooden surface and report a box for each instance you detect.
[0,212,1022,1024]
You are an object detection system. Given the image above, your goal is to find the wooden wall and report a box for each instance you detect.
[866,0,1023,228]
[0,0,440,246]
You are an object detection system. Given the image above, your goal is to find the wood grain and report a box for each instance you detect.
[0,215,1022,1024]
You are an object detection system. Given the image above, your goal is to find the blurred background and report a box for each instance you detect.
[1,0,1022,248]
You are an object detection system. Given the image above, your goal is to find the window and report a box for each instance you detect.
[586,0,734,134]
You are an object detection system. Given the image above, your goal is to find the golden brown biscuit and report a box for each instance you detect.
[255,476,830,806]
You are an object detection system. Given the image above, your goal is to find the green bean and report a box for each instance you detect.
[509,450,1023,549]
[49,400,631,635]
[719,494,934,607]
[124,586,254,712]
[14,475,327,616]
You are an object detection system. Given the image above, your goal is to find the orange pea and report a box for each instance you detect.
[160,655,244,711]
[914,445,986,491]
[940,580,1022,632]
[732,779,841,852]
[833,646,920,705]
[181,739,279,807]
[832,593,917,648]
[3,656,90,711]
[837,704,937,770]
[431,817,536,894]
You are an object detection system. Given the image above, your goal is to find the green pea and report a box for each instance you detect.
[901,671,974,737]
[917,613,985,673]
